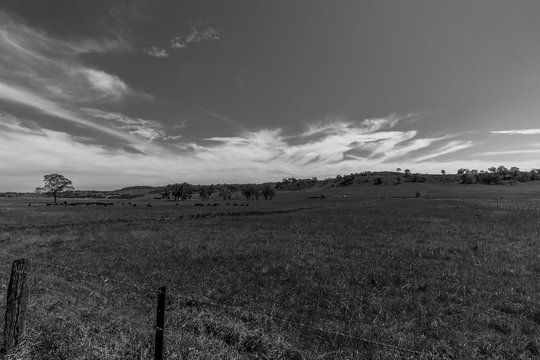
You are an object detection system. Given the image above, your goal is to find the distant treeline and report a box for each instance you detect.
[3,165,539,198]
[275,166,540,190]
[456,166,540,185]
[159,183,276,201]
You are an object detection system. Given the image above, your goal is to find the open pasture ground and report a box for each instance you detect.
[0,182,539,359]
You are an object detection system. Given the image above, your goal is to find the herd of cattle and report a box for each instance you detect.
[40,201,252,208]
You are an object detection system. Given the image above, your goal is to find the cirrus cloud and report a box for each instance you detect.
[1,111,483,191]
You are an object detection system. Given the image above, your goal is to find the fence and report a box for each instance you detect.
[0,250,452,360]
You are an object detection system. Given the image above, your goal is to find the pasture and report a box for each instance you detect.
[0,182,539,359]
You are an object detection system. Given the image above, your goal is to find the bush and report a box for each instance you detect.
[475,172,501,185]
[459,174,474,184]
[411,174,426,183]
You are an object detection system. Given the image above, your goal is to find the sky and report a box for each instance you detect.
[1,0,540,191]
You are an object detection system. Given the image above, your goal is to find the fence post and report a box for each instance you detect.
[155,286,166,360]
[1,259,30,355]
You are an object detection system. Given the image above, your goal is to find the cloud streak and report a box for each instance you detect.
[83,108,182,142]
[0,9,157,152]
[490,129,540,135]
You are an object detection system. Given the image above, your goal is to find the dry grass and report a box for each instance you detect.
[0,183,539,359]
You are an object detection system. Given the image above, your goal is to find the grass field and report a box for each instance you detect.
[0,182,539,359]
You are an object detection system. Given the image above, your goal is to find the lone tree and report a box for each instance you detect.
[35,174,74,203]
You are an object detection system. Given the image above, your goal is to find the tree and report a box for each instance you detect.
[510,167,520,178]
[441,169,446,176]
[404,169,411,177]
[261,185,276,200]
[241,184,259,200]
[35,174,74,203]
[165,182,195,201]
[198,185,215,201]
[217,186,232,200]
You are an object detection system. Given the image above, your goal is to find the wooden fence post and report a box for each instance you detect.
[155,286,166,360]
[1,259,30,354]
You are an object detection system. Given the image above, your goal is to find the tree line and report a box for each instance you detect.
[32,166,540,203]
[456,166,540,184]
[162,183,276,201]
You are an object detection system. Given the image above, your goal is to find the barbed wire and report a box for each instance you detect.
[162,290,436,358]
[2,249,524,359]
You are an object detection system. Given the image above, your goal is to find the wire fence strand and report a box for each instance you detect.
[0,250,442,358]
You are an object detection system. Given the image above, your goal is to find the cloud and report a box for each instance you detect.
[200,108,247,131]
[490,129,540,135]
[0,82,138,143]
[477,149,540,156]
[83,108,182,142]
[143,46,169,58]
[169,26,221,49]
[0,9,160,154]
[1,111,476,190]
[0,10,147,105]
[9,109,538,191]
[77,69,130,101]
[143,21,221,57]
[199,114,472,172]
[414,140,474,162]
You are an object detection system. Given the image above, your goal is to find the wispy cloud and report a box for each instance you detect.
[143,46,169,58]
[490,129,540,135]
[200,114,472,171]
[5,109,534,191]
[143,21,221,57]
[83,108,182,142]
[414,140,474,162]
[0,9,156,152]
[200,108,247,131]
[477,149,540,156]
[0,82,137,143]
[169,26,221,49]
[76,69,132,102]
[0,10,147,104]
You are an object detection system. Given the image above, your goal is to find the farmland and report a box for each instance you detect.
[0,182,539,359]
